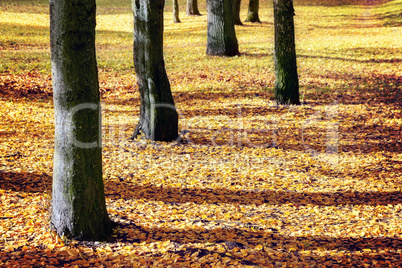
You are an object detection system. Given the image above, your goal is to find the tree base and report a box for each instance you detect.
[245,15,261,23]
[129,123,141,140]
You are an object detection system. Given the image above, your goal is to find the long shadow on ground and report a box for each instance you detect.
[2,171,400,207]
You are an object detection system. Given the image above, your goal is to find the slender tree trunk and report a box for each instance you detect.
[273,0,300,105]
[233,0,243,25]
[131,0,179,142]
[173,0,181,23]
[50,0,112,240]
[245,0,261,22]
[206,0,240,56]
[186,0,201,15]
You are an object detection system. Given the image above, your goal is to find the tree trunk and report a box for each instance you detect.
[206,0,240,57]
[233,0,243,25]
[173,0,181,23]
[50,0,112,240]
[186,0,201,15]
[273,0,300,105]
[131,0,179,142]
[245,0,261,22]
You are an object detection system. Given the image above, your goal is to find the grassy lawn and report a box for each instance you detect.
[0,0,401,267]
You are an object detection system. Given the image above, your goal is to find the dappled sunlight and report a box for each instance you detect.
[1,0,402,266]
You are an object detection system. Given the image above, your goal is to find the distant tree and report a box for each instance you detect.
[130,0,179,141]
[173,0,181,23]
[273,0,300,105]
[187,0,201,15]
[50,0,112,240]
[245,0,261,22]
[233,0,243,25]
[206,0,240,56]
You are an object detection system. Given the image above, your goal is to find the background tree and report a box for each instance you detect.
[186,0,201,15]
[50,0,112,240]
[206,0,240,56]
[245,0,261,22]
[130,0,179,142]
[233,0,243,25]
[173,0,181,23]
[273,0,300,105]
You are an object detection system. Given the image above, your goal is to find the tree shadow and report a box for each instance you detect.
[104,180,402,206]
[174,90,272,105]
[298,68,402,106]
[2,171,400,207]
[312,23,382,29]
[294,0,392,6]
[299,53,402,64]
[3,231,402,266]
[114,218,402,250]
[240,52,273,58]
[0,171,51,193]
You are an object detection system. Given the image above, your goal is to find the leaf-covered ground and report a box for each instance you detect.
[1,0,402,267]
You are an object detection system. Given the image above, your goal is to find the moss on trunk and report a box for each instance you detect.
[50,0,112,241]
[273,0,300,105]
[233,0,243,25]
[206,0,240,57]
[173,0,181,23]
[186,0,201,15]
[131,0,179,142]
[245,0,261,22]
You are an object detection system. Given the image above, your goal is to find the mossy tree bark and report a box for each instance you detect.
[130,0,179,142]
[50,0,112,240]
[173,0,181,23]
[186,0,201,15]
[273,0,300,105]
[233,0,243,26]
[206,0,240,57]
[245,0,261,22]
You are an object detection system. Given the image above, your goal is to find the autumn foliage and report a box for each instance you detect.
[1,0,402,267]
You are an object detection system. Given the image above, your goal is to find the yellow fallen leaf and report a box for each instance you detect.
[66,248,77,257]
[255,244,263,250]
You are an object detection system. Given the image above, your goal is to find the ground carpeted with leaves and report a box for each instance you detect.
[1,0,402,267]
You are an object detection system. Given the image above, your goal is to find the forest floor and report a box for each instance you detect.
[1,0,402,267]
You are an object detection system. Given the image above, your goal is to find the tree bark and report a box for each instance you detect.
[173,0,181,23]
[233,0,243,25]
[206,0,240,57]
[186,0,201,15]
[273,0,300,105]
[50,0,112,240]
[245,0,261,22]
[131,0,179,142]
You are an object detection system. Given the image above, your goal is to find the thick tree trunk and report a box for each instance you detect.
[233,0,243,25]
[206,0,240,56]
[131,0,179,142]
[245,0,261,22]
[50,0,112,240]
[273,0,300,105]
[186,0,201,15]
[173,0,181,23]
